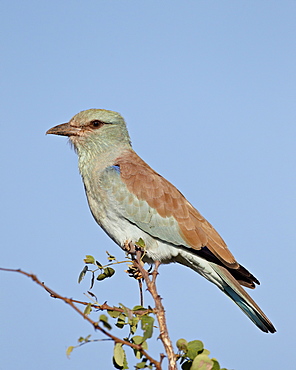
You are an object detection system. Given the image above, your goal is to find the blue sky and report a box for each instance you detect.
[1,1,295,369]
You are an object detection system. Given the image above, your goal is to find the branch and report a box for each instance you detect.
[132,250,177,370]
[0,267,161,369]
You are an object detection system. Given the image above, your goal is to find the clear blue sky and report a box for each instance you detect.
[1,1,295,369]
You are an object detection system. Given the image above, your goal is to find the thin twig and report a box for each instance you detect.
[138,279,144,306]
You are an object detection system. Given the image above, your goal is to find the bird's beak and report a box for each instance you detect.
[46,122,81,136]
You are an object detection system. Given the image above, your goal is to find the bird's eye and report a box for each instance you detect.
[91,120,103,128]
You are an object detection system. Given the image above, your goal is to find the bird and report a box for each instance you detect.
[46,108,276,333]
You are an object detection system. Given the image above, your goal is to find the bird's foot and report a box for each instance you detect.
[123,240,145,259]
[123,240,137,255]
[124,240,146,280]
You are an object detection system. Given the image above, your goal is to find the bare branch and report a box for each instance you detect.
[131,250,177,370]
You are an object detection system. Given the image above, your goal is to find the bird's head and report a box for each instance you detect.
[46,109,131,155]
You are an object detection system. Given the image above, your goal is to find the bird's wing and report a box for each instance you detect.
[102,149,239,269]
[101,165,188,247]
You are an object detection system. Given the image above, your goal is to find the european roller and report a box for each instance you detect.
[47,108,276,333]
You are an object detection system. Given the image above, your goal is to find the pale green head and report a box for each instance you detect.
[46,108,131,154]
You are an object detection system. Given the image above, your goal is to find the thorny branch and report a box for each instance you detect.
[1,244,178,370]
[124,241,177,370]
[0,267,162,369]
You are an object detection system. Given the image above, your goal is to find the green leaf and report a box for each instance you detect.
[113,343,125,367]
[211,359,220,370]
[84,255,96,264]
[78,266,88,283]
[97,267,115,281]
[97,273,107,281]
[131,316,140,326]
[122,354,129,370]
[132,335,144,345]
[136,361,148,368]
[106,251,116,261]
[130,316,139,334]
[132,305,146,311]
[104,267,115,277]
[84,334,91,342]
[177,338,188,351]
[84,303,92,315]
[190,354,213,370]
[77,336,84,343]
[119,303,128,312]
[181,361,192,370]
[99,314,112,330]
[66,346,74,358]
[186,340,204,360]
[90,271,95,289]
[116,313,126,328]
[141,315,154,341]
[134,350,142,360]
[96,260,103,268]
[107,309,122,318]
[132,336,148,360]
[135,238,146,248]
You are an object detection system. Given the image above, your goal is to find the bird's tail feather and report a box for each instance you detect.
[209,263,276,333]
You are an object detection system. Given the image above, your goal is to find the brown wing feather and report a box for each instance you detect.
[116,149,240,269]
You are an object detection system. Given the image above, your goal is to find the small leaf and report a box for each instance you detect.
[132,316,140,326]
[89,272,95,289]
[84,303,92,315]
[191,354,213,370]
[130,316,139,334]
[96,260,103,268]
[132,336,148,360]
[100,314,112,330]
[100,314,108,321]
[77,336,84,343]
[134,350,142,360]
[132,335,144,345]
[106,251,116,261]
[132,305,146,311]
[87,290,97,299]
[97,273,107,281]
[135,238,146,248]
[108,309,122,318]
[85,334,91,342]
[113,343,125,367]
[181,361,192,370]
[84,255,96,264]
[136,361,148,368]
[176,338,188,351]
[116,313,126,328]
[130,325,137,335]
[104,267,115,277]
[211,359,220,370]
[122,353,129,370]
[141,315,154,341]
[186,340,204,360]
[122,352,129,369]
[78,266,88,283]
[66,346,74,358]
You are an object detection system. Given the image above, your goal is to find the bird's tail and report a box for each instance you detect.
[176,251,276,333]
[209,263,276,333]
